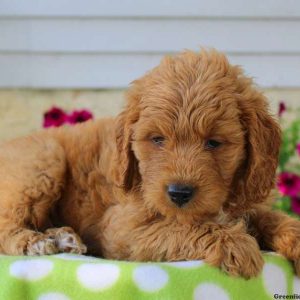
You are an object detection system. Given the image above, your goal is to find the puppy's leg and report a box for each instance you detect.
[197,221,264,278]
[0,134,66,255]
[45,227,87,254]
[101,205,263,278]
[249,207,300,275]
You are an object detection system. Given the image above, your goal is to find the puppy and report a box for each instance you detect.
[0,49,298,278]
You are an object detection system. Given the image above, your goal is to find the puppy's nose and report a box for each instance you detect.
[167,184,195,207]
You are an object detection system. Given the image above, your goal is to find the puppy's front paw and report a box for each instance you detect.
[45,227,87,254]
[272,227,300,276]
[222,238,264,278]
[26,235,58,255]
[206,233,264,279]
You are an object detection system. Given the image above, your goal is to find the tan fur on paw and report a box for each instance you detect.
[205,229,264,279]
[221,237,264,278]
[45,227,87,254]
[220,244,264,278]
[273,230,300,277]
[26,235,59,255]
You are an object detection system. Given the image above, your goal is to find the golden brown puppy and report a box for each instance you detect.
[0,49,298,278]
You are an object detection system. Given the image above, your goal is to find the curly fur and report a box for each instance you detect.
[0,49,298,278]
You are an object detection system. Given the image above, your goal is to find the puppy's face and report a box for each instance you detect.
[116,50,281,223]
[131,80,245,222]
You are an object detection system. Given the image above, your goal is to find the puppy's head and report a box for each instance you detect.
[115,49,281,222]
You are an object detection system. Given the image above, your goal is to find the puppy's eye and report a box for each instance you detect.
[205,139,222,149]
[151,136,165,146]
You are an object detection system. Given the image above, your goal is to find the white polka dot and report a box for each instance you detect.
[194,283,229,300]
[294,276,300,293]
[164,260,204,268]
[262,263,287,295]
[77,263,120,291]
[133,266,169,292]
[10,259,53,281]
[55,253,99,262]
[38,292,70,300]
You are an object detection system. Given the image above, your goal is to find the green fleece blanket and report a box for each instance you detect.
[0,253,299,300]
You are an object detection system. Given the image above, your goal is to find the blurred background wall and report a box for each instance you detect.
[0,0,299,140]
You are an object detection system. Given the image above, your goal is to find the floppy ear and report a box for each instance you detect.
[114,81,142,192]
[229,94,282,211]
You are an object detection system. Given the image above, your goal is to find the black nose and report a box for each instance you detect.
[167,184,195,207]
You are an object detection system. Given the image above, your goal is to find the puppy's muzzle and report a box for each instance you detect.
[167,184,195,207]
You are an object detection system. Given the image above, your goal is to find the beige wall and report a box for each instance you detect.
[0,88,299,142]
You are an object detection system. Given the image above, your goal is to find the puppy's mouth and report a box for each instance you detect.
[166,183,196,207]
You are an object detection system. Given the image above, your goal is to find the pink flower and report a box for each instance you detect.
[67,109,93,124]
[277,172,300,197]
[43,107,67,128]
[278,101,286,117]
[297,143,300,156]
[291,196,300,215]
